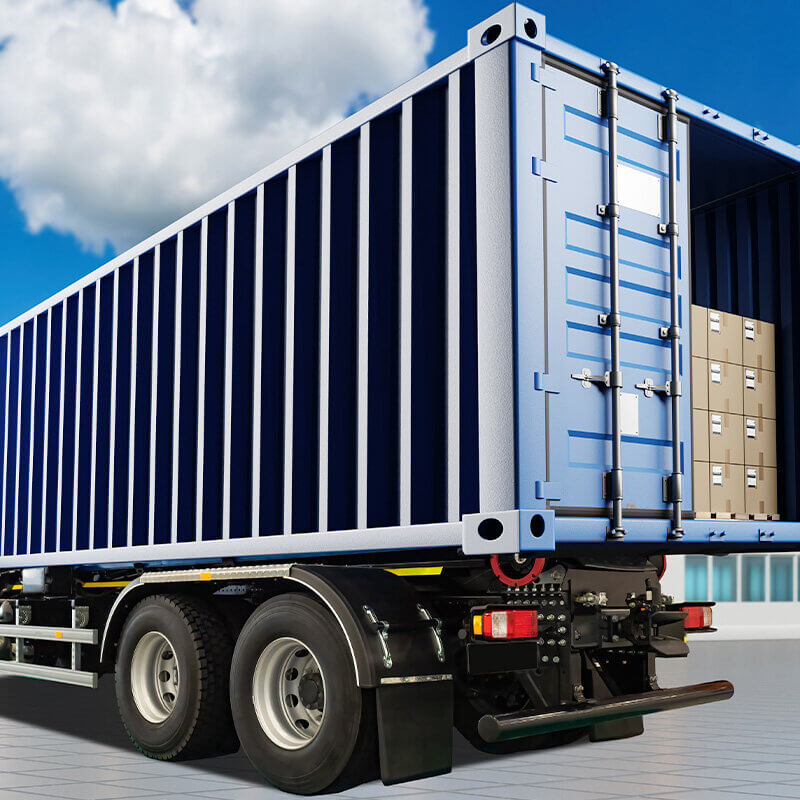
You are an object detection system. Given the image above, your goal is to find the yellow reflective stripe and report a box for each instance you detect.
[385,566,443,577]
[81,581,131,589]
[11,584,22,591]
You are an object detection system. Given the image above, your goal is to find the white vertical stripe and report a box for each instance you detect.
[170,232,184,544]
[283,167,297,535]
[1,335,9,546]
[26,317,38,550]
[13,325,24,552]
[88,284,101,547]
[147,246,161,546]
[55,306,67,549]
[40,312,51,544]
[70,290,84,552]
[399,97,413,527]
[11,325,25,553]
[222,202,236,539]
[126,258,140,547]
[107,270,119,544]
[446,71,461,523]
[195,219,209,541]
[317,146,332,533]
[251,185,265,536]
[356,124,370,530]
[11,324,25,553]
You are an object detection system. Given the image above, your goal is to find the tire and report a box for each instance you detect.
[115,594,239,760]
[230,593,378,795]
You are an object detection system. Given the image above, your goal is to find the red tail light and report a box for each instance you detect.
[682,605,712,630]
[474,609,538,640]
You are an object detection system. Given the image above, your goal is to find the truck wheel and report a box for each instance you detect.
[230,593,378,795]
[115,594,239,760]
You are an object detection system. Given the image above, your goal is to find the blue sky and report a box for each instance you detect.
[1,0,798,326]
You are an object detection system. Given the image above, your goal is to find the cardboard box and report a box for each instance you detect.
[709,462,745,515]
[691,305,708,359]
[745,465,778,516]
[744,416,777,468]
[708,412,744,464]
[693,409,709,462]
[692,356,708,410]
[707,308,743,365]
[707,361,743,415]
[693,461,710,514]
[743,366,776,419]
[742,317,775,371]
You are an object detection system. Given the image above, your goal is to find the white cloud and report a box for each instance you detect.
[0,0,434,252]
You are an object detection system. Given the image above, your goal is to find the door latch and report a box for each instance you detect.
[635,377,673,398]
[571,368,610,389]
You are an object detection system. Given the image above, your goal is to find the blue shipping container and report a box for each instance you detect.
[1,3,800,568]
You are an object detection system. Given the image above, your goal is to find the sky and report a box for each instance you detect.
[0,0,798,326]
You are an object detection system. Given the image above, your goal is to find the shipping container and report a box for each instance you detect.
[1,4,797,794]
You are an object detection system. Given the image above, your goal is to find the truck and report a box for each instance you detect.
[0,3,796,794]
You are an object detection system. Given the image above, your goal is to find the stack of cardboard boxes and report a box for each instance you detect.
[691,306,779,519]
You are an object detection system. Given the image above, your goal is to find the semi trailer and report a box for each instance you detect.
[0,3,798,794]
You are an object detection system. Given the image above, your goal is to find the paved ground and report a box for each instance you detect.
[0,640,797,799]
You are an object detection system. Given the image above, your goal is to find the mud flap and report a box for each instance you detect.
[376,679,454,784]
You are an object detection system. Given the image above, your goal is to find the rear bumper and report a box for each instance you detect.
[478,679,734,743]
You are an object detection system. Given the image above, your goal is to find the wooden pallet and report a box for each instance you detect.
[693,512,780,521]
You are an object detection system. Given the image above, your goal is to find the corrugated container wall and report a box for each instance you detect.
[0,60,483,567]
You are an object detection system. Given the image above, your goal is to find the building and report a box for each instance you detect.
[661,554,800,639]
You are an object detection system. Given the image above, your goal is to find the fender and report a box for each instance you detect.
[99,563,450,687]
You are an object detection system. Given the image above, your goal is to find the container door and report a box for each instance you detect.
[536,64,691,515]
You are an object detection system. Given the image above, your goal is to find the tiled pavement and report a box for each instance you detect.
[0,640,798,799]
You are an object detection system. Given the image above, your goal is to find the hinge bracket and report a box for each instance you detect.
[534,372,560,394]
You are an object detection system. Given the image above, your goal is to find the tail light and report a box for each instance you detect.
[682,605,713,630]
[473,609,538,640]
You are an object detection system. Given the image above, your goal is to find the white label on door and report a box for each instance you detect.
[617,163,662,217]
[619,392,639,436]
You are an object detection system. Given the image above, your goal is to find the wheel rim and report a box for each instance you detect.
[252,637,326,750]
[130,631,180,724]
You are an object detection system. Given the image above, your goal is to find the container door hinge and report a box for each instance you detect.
[534,372,560,394]
[530,63,557,90]
[535,480,562,501]
[662,474,683,504]
[531,157,558,182]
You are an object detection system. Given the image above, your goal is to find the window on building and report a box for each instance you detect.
[712,557,736,602]
[771,556,794,602]
[685,555,708,601]
[742,556,766,602]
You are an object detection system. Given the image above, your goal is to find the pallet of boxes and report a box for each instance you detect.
[691,305,778,520]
